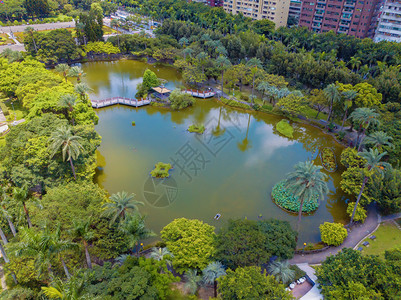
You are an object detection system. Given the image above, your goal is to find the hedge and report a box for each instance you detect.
[221,98,250,109]
[0,102,9,116]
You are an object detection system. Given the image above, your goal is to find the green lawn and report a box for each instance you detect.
[358,221,401,258]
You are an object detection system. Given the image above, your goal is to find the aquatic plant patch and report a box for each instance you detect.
[150,162,173,178]
[188,124,205,134]
[272,180,319,213]
[321,147,337,172]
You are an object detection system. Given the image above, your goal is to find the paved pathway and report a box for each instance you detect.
[290,203,380,264]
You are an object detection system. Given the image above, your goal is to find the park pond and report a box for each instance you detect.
[82,59,349,244]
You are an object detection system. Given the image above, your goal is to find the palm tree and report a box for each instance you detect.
[51,225,78,279]
[102,191,144,225]
[363,131,393,151]
[68,66,85,83]
[13,185,32,228]
[74,83,92,105]
[70,219,94,269]
[48,126,84,180]
[348,56,361,72]
[7,227,55,277]
[41,272,93,299]
[341,90,358,130]
[59,94,78,125]
[246,58,263,104]
[349,107,380,151]
[257,81,271,101]
[349,149,390,225]
[216,56,231,97]
[119,215,155,256]
[268,260,295,285]
[110,19,120,49]
[202,262,226,298]
[24,26,37,53]
[184,269,202,295]
[55,64,70,83]
[150,247,173,262]
[323,83,341,122]
[284,161,328,231]
[0,188,17,236]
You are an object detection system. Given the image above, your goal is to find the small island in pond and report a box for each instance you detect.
[151,162,173,178]
[276,119,294,138]
[188,124,205,134]
[272,180,319,214]
[320,147,337,172]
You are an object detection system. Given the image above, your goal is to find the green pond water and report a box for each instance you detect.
[82,60,349,244]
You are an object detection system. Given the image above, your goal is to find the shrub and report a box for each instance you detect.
[0,102,9,116]
[346,202,367,223]
[150,162,173,178]
[169,90,195,110]
[85,41,120,55]
[319,222,347,246]
[240,94,249,101]
[276,119,293,138]
[221,98,249,109]
[272,180,319,213]
[132,121,136,126]
[188,124,205,134]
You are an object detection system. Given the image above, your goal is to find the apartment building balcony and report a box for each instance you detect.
[315,11,325,16]
[312,22,322,28]
[344,2,355,8]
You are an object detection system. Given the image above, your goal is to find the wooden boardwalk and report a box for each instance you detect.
[183,90,216,98]
[91,97,151,108]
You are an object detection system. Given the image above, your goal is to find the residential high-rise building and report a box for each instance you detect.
[374,0,401,41]
[223,0,291,28]
[289,0,303,23]
[207,0,224,6]
[298,0,381,39]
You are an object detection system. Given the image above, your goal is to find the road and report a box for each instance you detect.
[0,21,75,34]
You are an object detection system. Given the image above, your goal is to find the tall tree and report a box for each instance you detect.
[0,188,17,236]
[120,215,155,256]
[102,191,144,225]
[349,107,380,151]
[68,66,85,83]
[349,149,390,225]
[48,126,84,180]
[202,261,226,298]
[246,58,263,104]
[364,131,393,151]
[69,219,94,269]
[24,26,37,53]
[284,161,328,231]
[268,260,295,285]
[74,83,92,105]
[184,269,202,295]
[59,94,78,125]
[51,225,78,279]
[110,19,120,49]
[323,83,341,122]
[13,185,33,228]
[55,64,70,83]
[216,55,231,97]
[340,90,358,130]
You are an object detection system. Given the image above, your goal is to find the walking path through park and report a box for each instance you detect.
[290,204,380,264]
[0,21,75,35]
[290,205,401,265]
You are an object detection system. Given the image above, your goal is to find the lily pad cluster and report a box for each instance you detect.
[150,162,173,178]
[321,147,337,172]
[271,180,319,213]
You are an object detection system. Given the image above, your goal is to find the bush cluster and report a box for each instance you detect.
[319,222,348,246]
